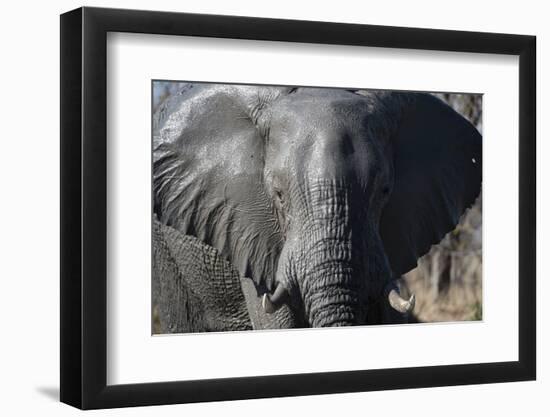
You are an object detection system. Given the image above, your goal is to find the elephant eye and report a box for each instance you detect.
[381,185,391,196]
[274,189,287,209]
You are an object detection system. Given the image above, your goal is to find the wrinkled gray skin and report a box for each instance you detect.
[153,84,482,329]
[153,217,301,332]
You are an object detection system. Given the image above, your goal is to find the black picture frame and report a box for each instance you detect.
[60,6,536,410]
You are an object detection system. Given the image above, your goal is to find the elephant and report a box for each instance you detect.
[152,83,482,330]
[152,215,304,333]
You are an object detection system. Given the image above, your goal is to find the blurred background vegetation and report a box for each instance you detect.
[153,81,183,112]
[153,83,483,323]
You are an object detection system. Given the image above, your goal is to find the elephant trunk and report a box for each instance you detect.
[278,179,376,327]
[303,259,363,327]
[295,187,367,326]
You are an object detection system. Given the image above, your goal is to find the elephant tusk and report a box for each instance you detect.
[384,281,415,314]
[262,293,276,314]
[388,289,416,314]
[262,283,289,314]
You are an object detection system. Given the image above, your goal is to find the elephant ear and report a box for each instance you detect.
[380,93,482,275]
[153,84,286,293]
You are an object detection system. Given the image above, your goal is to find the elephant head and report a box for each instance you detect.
[153,84,481,328]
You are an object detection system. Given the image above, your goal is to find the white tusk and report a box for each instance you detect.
[388,289,416,314]
[262,283,289,314]
[262,293,277,314]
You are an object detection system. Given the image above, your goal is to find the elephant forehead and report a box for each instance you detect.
[268,98,378,161]
[272,91,368,126]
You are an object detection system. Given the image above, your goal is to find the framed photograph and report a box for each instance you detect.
[60,6,536,409]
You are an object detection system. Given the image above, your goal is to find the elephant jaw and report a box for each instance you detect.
[262,283,290,314]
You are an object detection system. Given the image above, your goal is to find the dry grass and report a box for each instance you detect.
[403,259,482,322]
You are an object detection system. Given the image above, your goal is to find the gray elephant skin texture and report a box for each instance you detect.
[152,83,482,331]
